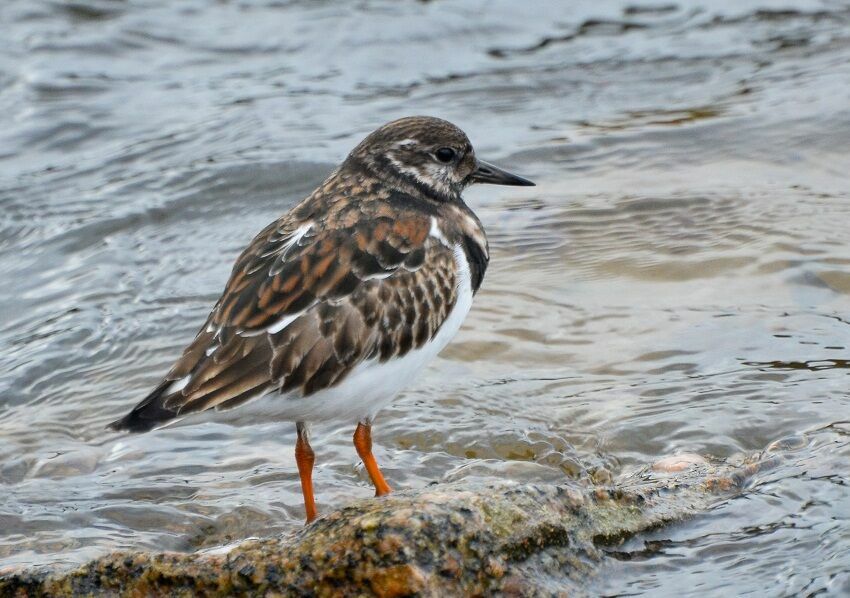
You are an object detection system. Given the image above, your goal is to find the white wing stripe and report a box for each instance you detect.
[429,217,450,246]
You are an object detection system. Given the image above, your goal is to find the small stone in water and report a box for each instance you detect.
[651,453,708,473]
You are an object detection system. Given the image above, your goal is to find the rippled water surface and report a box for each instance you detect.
[1,0,849,594]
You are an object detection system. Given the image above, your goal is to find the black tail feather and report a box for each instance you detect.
[108,379,179,433]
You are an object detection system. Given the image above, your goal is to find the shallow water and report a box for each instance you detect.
[1,0,848,593]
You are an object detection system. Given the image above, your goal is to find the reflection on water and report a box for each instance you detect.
[1,0,848,593]
[745,359,850,370]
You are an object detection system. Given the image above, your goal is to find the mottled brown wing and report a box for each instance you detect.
[110,213,458,432]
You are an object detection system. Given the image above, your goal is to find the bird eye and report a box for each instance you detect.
[435,147,456,163]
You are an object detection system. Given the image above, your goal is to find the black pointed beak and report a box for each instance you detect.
[471,159,535,187]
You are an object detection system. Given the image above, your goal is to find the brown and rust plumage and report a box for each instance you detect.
[109,116,533,521]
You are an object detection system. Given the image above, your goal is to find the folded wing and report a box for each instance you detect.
[109,213,458,432]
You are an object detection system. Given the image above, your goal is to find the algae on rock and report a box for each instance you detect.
[0,449,781,597]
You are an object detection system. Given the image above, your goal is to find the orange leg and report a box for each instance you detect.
[353,421,392,496]
[295,422,317,523]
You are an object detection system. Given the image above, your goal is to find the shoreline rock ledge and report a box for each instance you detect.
[1,454,775,597]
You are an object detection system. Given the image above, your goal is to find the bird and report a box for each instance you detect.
[109,116,534,522]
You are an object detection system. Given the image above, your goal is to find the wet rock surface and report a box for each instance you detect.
[1,452,776,597]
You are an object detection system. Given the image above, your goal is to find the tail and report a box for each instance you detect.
[108,379,180,433]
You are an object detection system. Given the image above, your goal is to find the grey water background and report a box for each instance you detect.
[1,0,849,593]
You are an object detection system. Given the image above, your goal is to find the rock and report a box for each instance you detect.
[651,453,708,473]
[0,452,781,597]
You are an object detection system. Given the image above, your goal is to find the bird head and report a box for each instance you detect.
[346,116,534,202]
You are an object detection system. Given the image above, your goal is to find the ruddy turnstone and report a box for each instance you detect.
[110,116,533,522]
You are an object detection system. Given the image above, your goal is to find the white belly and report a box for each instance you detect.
[191,244,474,426]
